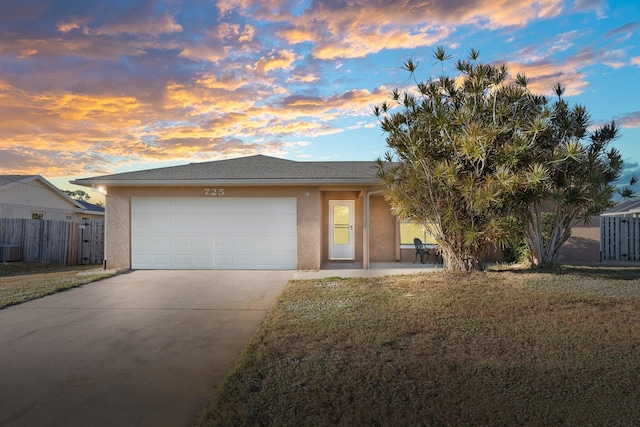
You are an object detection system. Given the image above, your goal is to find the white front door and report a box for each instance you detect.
[329,200,355,260]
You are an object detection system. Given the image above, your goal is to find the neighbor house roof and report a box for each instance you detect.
[0,174,104,215]
[72,155,383,187]
[77,199,105,213]
[0,175,39,188]
[0,175,79,206]
[601,199,640,216]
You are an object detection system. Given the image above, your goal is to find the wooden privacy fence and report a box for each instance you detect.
[600,216,640,261]
[0,218,104,265]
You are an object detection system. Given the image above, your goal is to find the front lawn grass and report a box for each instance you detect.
[199,267,640,426]
[0,262,114,309]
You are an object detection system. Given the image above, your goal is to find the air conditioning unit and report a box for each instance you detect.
[0,245,21,262]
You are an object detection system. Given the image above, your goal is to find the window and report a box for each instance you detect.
[400,222,437,246]
[65,214,73,221]
[31,212,44,220]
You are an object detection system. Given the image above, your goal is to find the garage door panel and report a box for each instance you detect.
[132,197,297,270]
[153,254,171,265]
[214,254,234,268]
[194,216,213,228]
[230,215,254,229]
[213,235,233,249]
[150,216,173,228]
[212,215,234,229]
[260,214,295,230]
[256,254,277,265]
[235,254,255,266]
[257,253,296,268]
[194,255,213,267]
[174,220,195,231]
[152,236,171,248]
[175,254,193,265]
[255,234,295,248]
[233,235,254,248]
[174,236,193,247]
[194,236,214,248]
[134,235,153,247]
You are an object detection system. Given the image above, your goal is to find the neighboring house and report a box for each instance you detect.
[73,154,448,271]
[600,200,640,261]
[601,199,640,217]
[0,175,104,222]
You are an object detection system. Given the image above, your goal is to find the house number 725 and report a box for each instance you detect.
[204,188,224,196]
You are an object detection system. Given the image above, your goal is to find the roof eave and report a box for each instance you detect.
[71,178,380,187]
[74,207,105,216]
[601,209,640,217]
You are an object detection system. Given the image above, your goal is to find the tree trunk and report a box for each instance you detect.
[440,246,484,272]
[526,205,575,269]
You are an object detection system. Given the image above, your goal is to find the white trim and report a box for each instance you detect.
[72,178,378,187]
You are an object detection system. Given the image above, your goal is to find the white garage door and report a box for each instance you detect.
[131,197,297,270]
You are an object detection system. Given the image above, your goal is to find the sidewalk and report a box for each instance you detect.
[292,262,441,279]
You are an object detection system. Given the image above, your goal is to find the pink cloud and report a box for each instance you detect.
[0,36,146,60]
[504,46,628,96]
[57,13,182,38]
[56,18,89,34]
[572,0,607,17]
[224,0,567,60]
[254,49,299,74]
[93,14,182,37]
[615,111,640,129]
[604,21,640,40]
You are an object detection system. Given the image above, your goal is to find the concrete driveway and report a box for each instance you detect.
[0,270,291,427]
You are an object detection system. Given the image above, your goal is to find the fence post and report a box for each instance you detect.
[629,214,640,261]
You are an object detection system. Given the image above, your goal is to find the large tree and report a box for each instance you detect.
[376,48,633,271]
[523,85,635,268]
[375,49,548,271]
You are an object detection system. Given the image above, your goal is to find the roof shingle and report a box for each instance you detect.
[72,155,381,186]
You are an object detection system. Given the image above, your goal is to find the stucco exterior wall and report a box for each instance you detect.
[369,195,398,262]
[104,185,323,270]
[103,189,132,270]
[559,216,600,263]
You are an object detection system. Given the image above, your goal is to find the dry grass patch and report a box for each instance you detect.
[0,262,114,308]
[199,268,640,426]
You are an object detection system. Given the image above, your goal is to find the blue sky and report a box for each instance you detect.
[0,0,639,200]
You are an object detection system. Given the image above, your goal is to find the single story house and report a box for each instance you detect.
[0,175,104,222]
[72,155,445,271]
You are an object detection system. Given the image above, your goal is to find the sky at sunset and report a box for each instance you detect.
[1,0,639,201]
